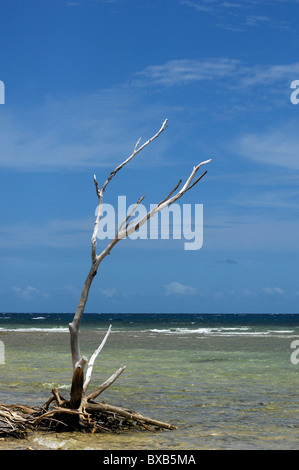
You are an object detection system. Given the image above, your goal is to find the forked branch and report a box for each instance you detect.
[1,121,211,438]
[68,120,211,395]
[83,325,112,393]
[91,119,168,264]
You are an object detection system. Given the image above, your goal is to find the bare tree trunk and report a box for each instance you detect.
[65,120,211,429]
[69,265,98,369]
[68,119,210,378]
[68,120,171,370]
[69,357,87,409]
[1,120,211,437]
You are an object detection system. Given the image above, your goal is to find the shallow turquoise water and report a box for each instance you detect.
[1,313,299,449]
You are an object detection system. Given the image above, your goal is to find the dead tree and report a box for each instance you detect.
[1,120,211,436]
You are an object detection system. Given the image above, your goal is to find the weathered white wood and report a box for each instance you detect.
[83,325,112,393]
[69,120,211,383]
[86,402,177,430]
[87,366,127,400]
[118,159,212,240]
[69,268,96,368]
[69,121,169,369]
[91,119,168,264]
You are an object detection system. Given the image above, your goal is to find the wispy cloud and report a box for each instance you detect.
[133,58,299,89]
[263,287,285,295]
[12,285,49,300]
[0,88,168,171]
[245,15,271,26]
[239,63,299,87]
[180,0,293,30]
[133,58,241,88]
[1,57,298,172]
[233,121,299,171]
[180,0,214,12]
[99,287,118,298]
[164,281,198,296]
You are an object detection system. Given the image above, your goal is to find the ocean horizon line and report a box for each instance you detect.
[1,312,299,315]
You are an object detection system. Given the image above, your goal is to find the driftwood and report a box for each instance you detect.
[1,121,211,440]
[65,120,210,433]
[0,328,176,438]
[69,119,211,373]
[0,404,35,438]
[70,357,87,409]
[0,363,177,437]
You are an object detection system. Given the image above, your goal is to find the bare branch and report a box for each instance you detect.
[184,169,208,193]
[34,407,87,425]
[69,120,211,388]
[69,121,169,369]
[179,159,212,194]
[83,325,112,393]
[91,174,103,263]
[87,366,127,401]
[86,402,177,430]
[119,158,212,240]
[117,195,145,236]
[158,179,182,207]
[100,119,168,197]
[91,120,168,263]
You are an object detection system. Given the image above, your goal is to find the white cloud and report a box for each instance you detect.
[239,62,299,87]
[234,122,299,171]
[0,88,168,171]
[164,281,198,296]
[180,1,214,12]
[12,285,49,300]
[263,287,285,295]
[133,58,241,88]
[133,57,299,92]
[1,57,298,173]
[99,287,118,298]
[245,15,271,26]
[180,0,293,30]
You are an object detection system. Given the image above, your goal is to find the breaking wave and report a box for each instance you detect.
[148,326,296,337]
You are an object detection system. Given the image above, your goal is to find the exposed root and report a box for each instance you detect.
[1,325,177,439]
[0,388,177,439]
[0,403,36,438]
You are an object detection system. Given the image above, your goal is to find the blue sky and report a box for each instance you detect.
[1,0,299,314]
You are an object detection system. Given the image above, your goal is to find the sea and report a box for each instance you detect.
[1,312,299,450]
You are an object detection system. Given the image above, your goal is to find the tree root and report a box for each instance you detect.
[0,403,37,438]
[0,359,177,439]
[0,326,177,439]
[0,388,177,439]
